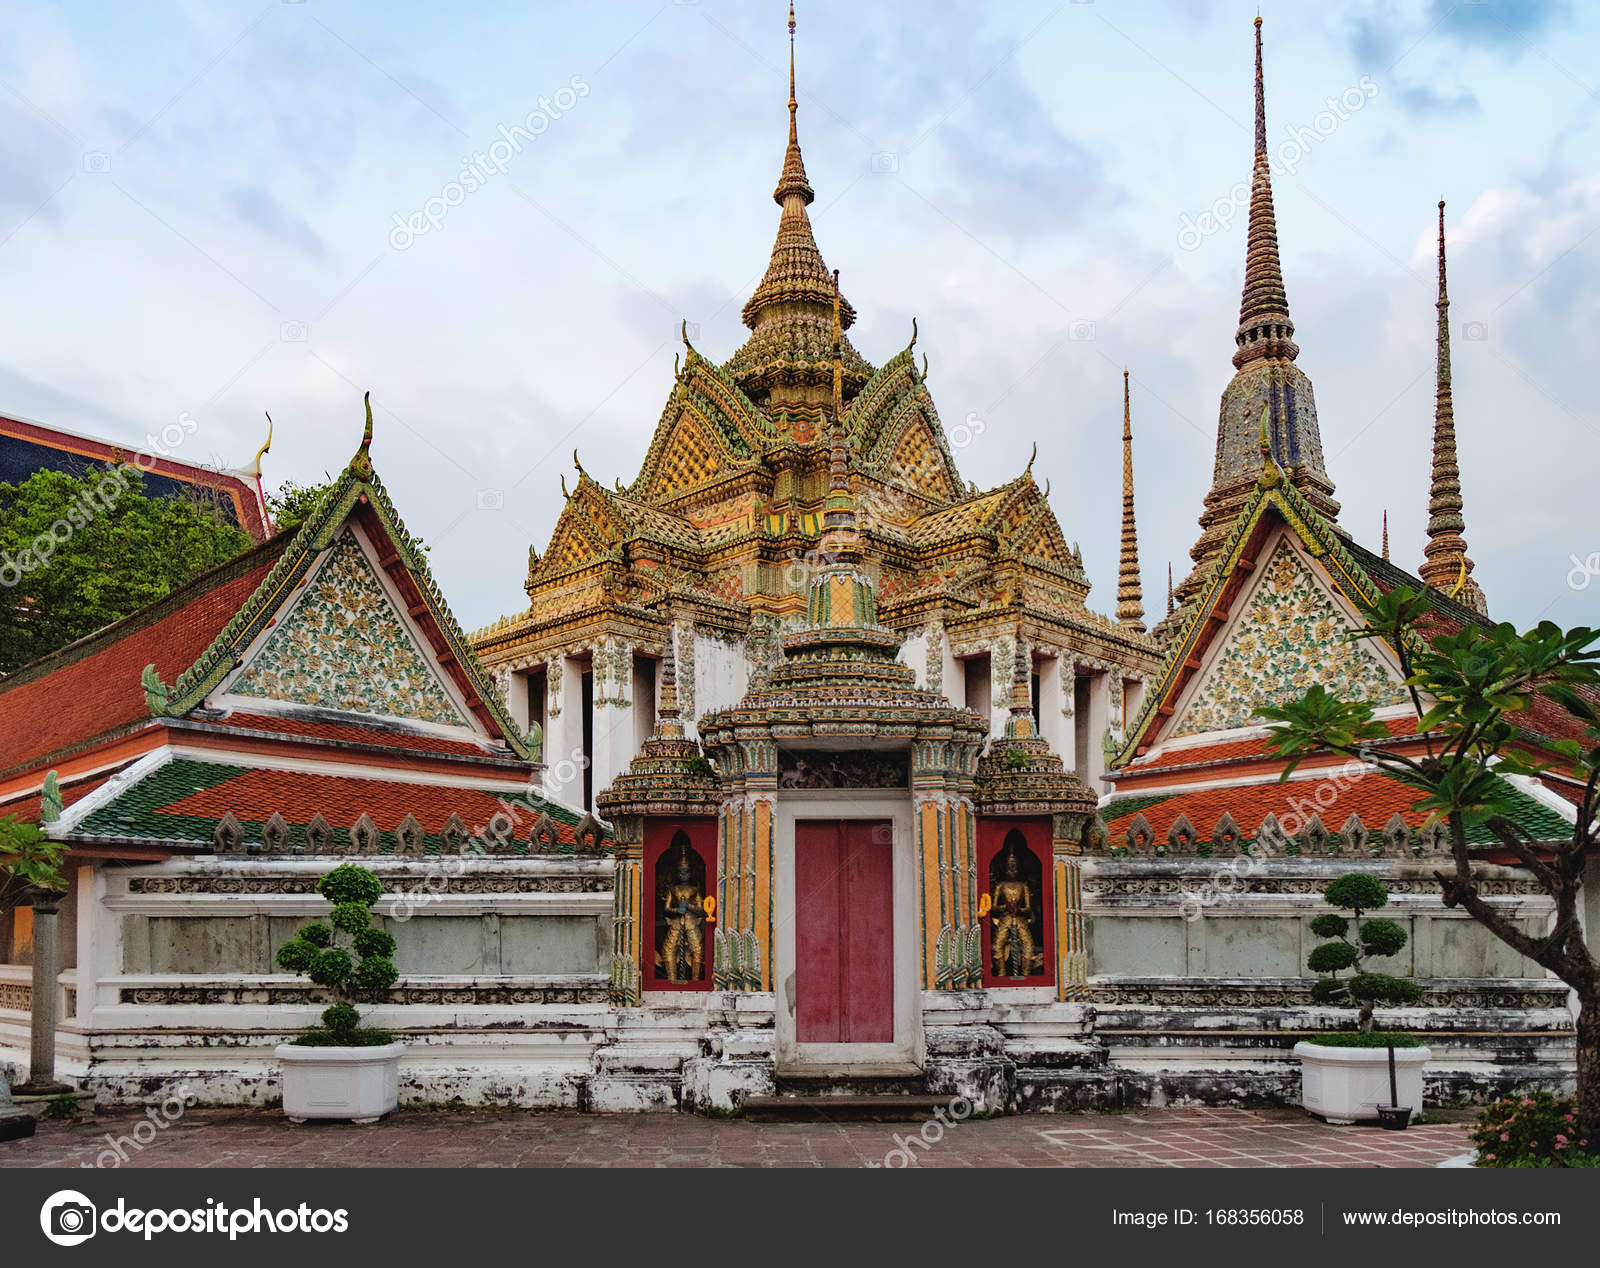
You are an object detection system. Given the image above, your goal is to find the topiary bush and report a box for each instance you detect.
[1307,871,1422,1034]
[1470,1091,1597,1167]
[274,864,397,1047]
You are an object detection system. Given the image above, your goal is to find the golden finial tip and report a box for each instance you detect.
[789,0,795,35]
[1254,14,1262,27]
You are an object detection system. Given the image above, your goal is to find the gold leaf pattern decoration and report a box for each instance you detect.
[1170,535,1405,737]
[231,528,465,726]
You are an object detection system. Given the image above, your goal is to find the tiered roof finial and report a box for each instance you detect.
[1419,200,1487,613]
[1233,16,1298,369]
[1115,370,1145,632]
[1382,510,1390,562]
[725,4,871,418]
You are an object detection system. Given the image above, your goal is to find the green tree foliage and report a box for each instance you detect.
[0,814,66,914]
[1261,587,1600,1128]
[274,865,398,1046]
[0,464,252,674]
[264,478,333,533]
[1306,871,1422,1029]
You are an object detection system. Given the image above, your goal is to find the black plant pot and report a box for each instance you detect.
[1375,1105,1411,1130]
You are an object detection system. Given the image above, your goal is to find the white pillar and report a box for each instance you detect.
[20,890,67,1093]
[1084,670,1111,792]
[1038,653,1066,757]
[989,638,1013,740]
[590,637,632,803]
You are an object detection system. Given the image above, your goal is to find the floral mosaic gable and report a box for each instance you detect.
[1169,534,1406,738]
[229,528,468,727]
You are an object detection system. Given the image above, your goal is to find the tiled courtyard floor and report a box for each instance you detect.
[1,1105,1476,1168]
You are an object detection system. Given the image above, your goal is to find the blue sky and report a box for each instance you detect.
[1,0,1596,631]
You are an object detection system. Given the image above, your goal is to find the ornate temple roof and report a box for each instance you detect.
[471,10,1161,680]
[1,397,614,856]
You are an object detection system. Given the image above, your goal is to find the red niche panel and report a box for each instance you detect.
[644,819,717,992]
[977,818,1054,988]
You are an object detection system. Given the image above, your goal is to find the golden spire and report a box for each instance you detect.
[726,2,869,421]
[821,268,858,553]
[1234,16,1298,368]
[1419,200,1487,613]
[775,0,813,206]
[1382,509,1389,561]
[1115,370,1145,632]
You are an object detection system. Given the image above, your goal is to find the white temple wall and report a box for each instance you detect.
[685,631,748,742]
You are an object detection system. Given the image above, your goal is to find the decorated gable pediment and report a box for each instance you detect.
[1168,533,1406,738]
[537,484,626,575]
[227,527,473,728]
[632,351,769,502]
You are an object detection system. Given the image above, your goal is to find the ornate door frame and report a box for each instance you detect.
[774,792,921,1074]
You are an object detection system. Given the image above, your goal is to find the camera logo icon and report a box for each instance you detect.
[83,152,110,174]
[280,321,308,342]
[40,1190,97,1246]
[869,152,899,174]
[1462,320,1488,341]
[476,489,505,510]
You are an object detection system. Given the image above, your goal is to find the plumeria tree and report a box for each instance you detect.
[1259,588,1600,1134]
[0,815,65,915]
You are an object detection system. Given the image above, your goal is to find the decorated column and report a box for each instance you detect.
[973,630,1098,1001]
[595,628,720,1006]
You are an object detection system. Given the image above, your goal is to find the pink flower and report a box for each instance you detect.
[1522,1098,1536,1107]
[1486,1154,1497,1162]
[1556,1142,1568,1151]
[1557,1134,1568,1145]
[1501,1133,1510,1142]
[1565,1114,1576,1123]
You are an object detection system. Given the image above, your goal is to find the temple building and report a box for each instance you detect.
[468,10,1162,808]
[0,16,1586,1114]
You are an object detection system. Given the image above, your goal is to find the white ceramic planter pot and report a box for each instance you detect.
[276,1043,404,1124]
[1294,1041,1430,1125]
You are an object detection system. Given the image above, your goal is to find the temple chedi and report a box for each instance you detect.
[1161,17,1341,634]
[471,7,1163,808]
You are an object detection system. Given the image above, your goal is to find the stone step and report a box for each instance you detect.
[743,1093,948,1122]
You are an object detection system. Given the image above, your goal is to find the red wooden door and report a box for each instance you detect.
[794,820,894,1043]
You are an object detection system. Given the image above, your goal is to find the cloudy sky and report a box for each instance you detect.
[1,0,1595,632]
